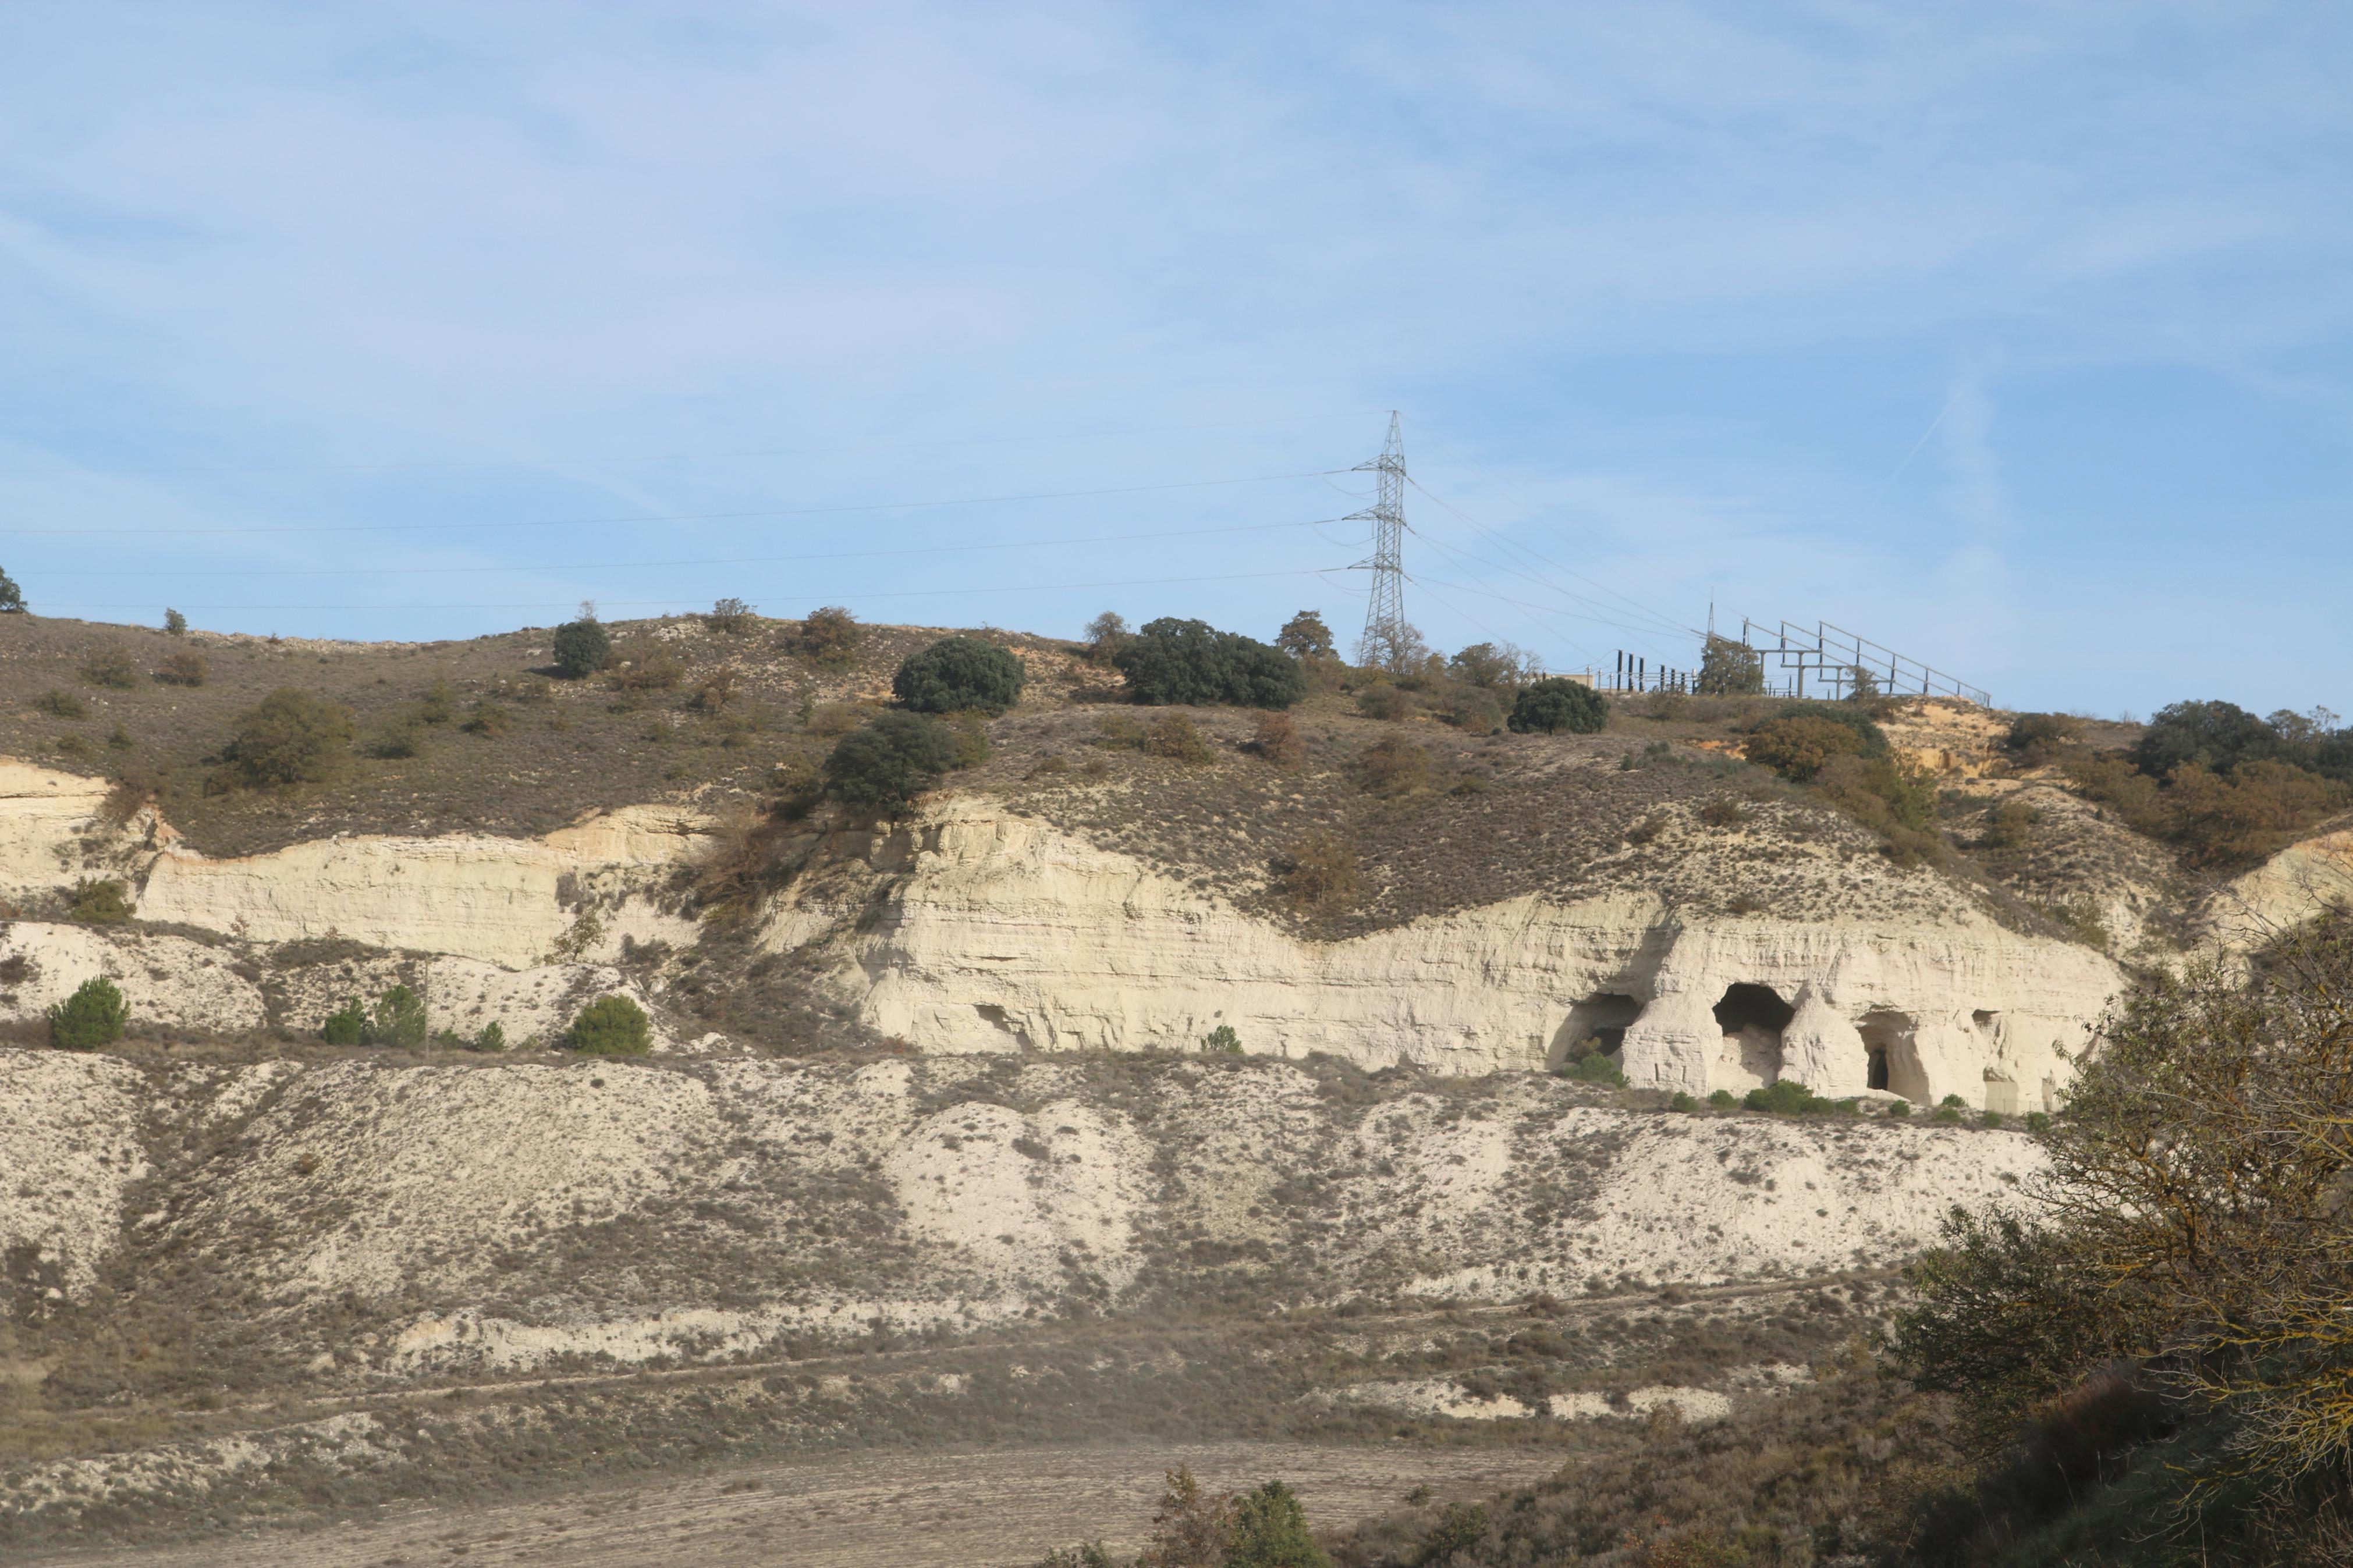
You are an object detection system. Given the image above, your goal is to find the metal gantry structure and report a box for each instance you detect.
[1349,411,1413,670]
[1737,618,1992,705]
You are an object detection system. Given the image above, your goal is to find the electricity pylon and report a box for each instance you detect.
[1349,411,1411,670]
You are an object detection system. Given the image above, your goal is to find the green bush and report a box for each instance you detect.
[1227,1480,1332,1568]
[1670,1090,1698,1112]
[824,712,958,812]
[1932,1104,1966,1124]
[68,879,132,925]
[369,985,428,1049]
[80,648,137,689]
[1708,1089,1737,1108]
[1202,1024,1242,1054]
[1355,683,1410,721]
[945,712,991,769]
[1144,712,1215,763]
[1507,677,1607,734]
[893,636,1027,716]
[48,976,126,1049]
[708,596,755,634]
[1696,635,1765,695]
[1113,618,1306,708]
[1564,1048,1627,1086]
[320,997,367,1044]
[567,994,652,1055]
[0,566,23,613]
[462,700,511,737]
[222,688,353,787]
[2024,1110,2050,1134]
[164,607,186,635]
[551,618,611,678]
[1742,714,1866,781]
[1981,1110,2005,1128]
[473,1021,507,1053]
[1887,1098,1912,1118]
[1744,1078,1834,1114]
[33,689,85,719]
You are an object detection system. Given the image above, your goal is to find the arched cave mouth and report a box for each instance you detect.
[1857,1008,1930,1103]
[1712,983,1792,1087]
[1550,993,1645,1069]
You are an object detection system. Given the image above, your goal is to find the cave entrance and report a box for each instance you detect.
[1857,1009,1929,1103]
[1550,993,1645,1070]
[1711,983,1792,1089]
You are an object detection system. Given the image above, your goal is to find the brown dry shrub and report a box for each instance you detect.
[798,605,861,664]
[153,650,208,687]
[2163,759,2348,869]
[1277,829,1361,918]
[1697,797,1750,828]
[1251,710,1304,769]
[1355,682,1410,722]
[691,664,740,712]
[1357,737,1433,796]
[806,701,867,737]
[1626,813,1667,845]
[606,642,686,691]
[1743,715,1864,781]
[1144,712,1215,764]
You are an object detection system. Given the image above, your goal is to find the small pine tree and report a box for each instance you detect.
[473,1021,507,1054]
[320,997,368,1045]
[368,985,428,1048]
[566,994,652,1055]
[1202,1024,1243,1054]
[1226,1480,1332,1568]
[48,976,127,1049]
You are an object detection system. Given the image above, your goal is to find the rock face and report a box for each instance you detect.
[766,801,2124,1109]
[137,805,709,969]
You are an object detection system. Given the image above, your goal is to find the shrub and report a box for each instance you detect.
[1981,1110,2004,1128]
[1670,1090,1699,1112]
[1626,813,1666,845]
[461,700,510,737]
[1092,714,1147,751]
[54,734,91,759]
[1083,610,1130,663]
[1698,797,1750,827]
[320,997,367,1044]
[1887,1098,1912,1118]
[1357,737,1433,796]
[164,607,187,635]
[607,643,686,691]
[0,566,24,612]
[33,689,86,719]
[1507,677,1607,734]
[1275,610,1335,661]
[154,650,208,687]
[370,719,424,759]
[1226,1480,1332,1568]
[1144,712,1215,763]
[68,879,131,925]
[2004,711,2083,766]
[1251,710,1304,768]
[80,648,137,688]
[2131,698,2281,780]
[473,1021,507,1053]
[1932,1104,1965,1123]
[2160,759,2348,869]
[1355,683,1410,721]
[2024,1110,2050,1134]
[222,688,353,787]
[824,711,958,812]
[894,636,1027,716]
[359,984,425,1048]
[798,605,861,663]
[806,701,866,737]
[1743,715,1866,781]
[690,665,739,712]
[1277,829,1360,918]
[1744,1079,1834,1114]
[1113,617,1306,708]
[1696,635,1766,695]
[1202,1024,1243,1055]
[551,618,611,678]
[567,994,652,1055]
[1440,684,1504,733]
[945,712,991,769]
[48,976,126,1050]
[1707,1089,1737,1108]
[1564,1048,1627,1086]
[105,724,132,751]
[708,596,755,634]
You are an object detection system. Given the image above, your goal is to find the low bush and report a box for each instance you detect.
[54,733,90,759]
[567,994,652,1055]
[1626,813,1666,845]
[221,688,353,787]
[320,997,367,1044]
[68,879,131,924]
[690,664,739,712]
[707,596,755,634]
[805,701,867,737]
[1697,797,1750,827]
[1357,737,1433,796]
[895,636,1027,715]
[1113,617,1305,707]
[371,984,428,1048]
[370,719,424,759]
[606,644,686,691]
[1144,712,1215,764]
[48,975,127,1049]
[824,711,957,812]
[33,689,86,719]
[1201,1024,1242,1055]
[1708,1089,1736,1108]
[1092,714,1147,750]
[2003,711,2082,767]
[551,618,610,678]
[1507,677,1607,734]
[80,648,137,689]
[1355,683,1410,721]
[1440,684,1504,732]
[461,700,511,737]
[1563,1048,1627,1086]
[1887,1098,1912,1117]
[1744,1078,1835,1114]
[798,605,861,664]
[1276,829,1360,919]
[1250,710,1304,768]
[1742,714,1866,780]
[153,650,208,687]
[1670,1090,1699,1111]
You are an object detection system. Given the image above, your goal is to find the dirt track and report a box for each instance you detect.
[45,1442,1563,1567]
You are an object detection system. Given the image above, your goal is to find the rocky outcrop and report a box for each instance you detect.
[766,801,2123,1108]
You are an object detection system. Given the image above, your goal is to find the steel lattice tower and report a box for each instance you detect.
[1350,411,1411,669]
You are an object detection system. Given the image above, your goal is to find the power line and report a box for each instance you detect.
[27,517,1357,578]
[0,468,1347,538]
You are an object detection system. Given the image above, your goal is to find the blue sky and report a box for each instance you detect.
[1,3,2347,717]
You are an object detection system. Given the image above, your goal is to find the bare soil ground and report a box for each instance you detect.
[29,1441,1563,1567]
